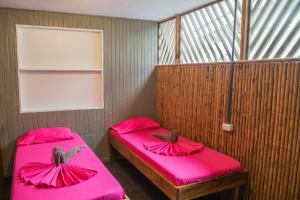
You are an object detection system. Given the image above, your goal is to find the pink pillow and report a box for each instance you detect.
[17,127,74,146]
[111,117,160,134]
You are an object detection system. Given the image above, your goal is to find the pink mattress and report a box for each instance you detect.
[111,128,242,186]
[12,133,125,200]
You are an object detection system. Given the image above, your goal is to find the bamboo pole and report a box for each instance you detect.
[240,0,251,60]
[175,15,181,65]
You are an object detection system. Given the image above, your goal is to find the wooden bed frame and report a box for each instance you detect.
[108,134,248,200]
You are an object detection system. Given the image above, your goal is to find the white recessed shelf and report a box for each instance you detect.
[16,25,104,113]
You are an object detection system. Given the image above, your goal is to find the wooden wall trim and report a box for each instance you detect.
[159,0,223,24]
[240,0,251,60]
[175,14,181,65]
[156,57,300,67]
[156,60,300,200]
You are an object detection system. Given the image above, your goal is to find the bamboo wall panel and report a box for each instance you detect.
[0,8,158,175]
[156,60,300,200]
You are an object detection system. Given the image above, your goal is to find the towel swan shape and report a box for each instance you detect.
[144,131,205,156]
[19,146,97,188]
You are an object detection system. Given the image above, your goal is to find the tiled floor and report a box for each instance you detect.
[1,159,224,200]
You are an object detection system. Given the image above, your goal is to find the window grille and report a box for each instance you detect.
[180,0,242,63]
[249,0,300,59]
[158,19,176,64]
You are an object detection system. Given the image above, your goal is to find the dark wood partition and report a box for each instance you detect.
[156,59,300,200]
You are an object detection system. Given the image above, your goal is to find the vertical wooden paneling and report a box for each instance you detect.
[156,60,300,200]
[0,7,158,175]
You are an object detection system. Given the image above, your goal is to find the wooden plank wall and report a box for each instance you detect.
[156,60,300,200]
[0,7,158,175]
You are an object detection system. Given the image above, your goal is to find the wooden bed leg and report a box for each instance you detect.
[109,145,118,161]
[176,191,183,200]
[233,186,240,200]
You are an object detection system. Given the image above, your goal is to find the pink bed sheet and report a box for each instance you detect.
[12,133,125,200]
[111,128,242,186]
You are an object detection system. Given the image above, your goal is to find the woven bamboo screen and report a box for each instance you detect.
[156,59,300,200]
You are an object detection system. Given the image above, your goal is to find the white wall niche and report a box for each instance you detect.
[16,25,104,113]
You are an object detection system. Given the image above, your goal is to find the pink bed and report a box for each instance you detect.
[110,128,242,186]
[12,132,125,200]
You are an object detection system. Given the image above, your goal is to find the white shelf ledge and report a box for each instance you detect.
[20,106,104,113]
[19,68,103,72]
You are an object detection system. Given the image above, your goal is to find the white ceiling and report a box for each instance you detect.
[0,0,215,21]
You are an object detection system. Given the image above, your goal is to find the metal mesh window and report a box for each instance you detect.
[180,0,242,63]
[158,19,176,65]
[249,0,300,59]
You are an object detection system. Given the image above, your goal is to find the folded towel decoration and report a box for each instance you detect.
[144,131,205,156]
[19,146,97,188]
[54,145,84,165]
[153,130,179,143]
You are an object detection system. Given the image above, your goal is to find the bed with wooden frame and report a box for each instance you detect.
[108,129,248,200]
[12,129,127,200]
